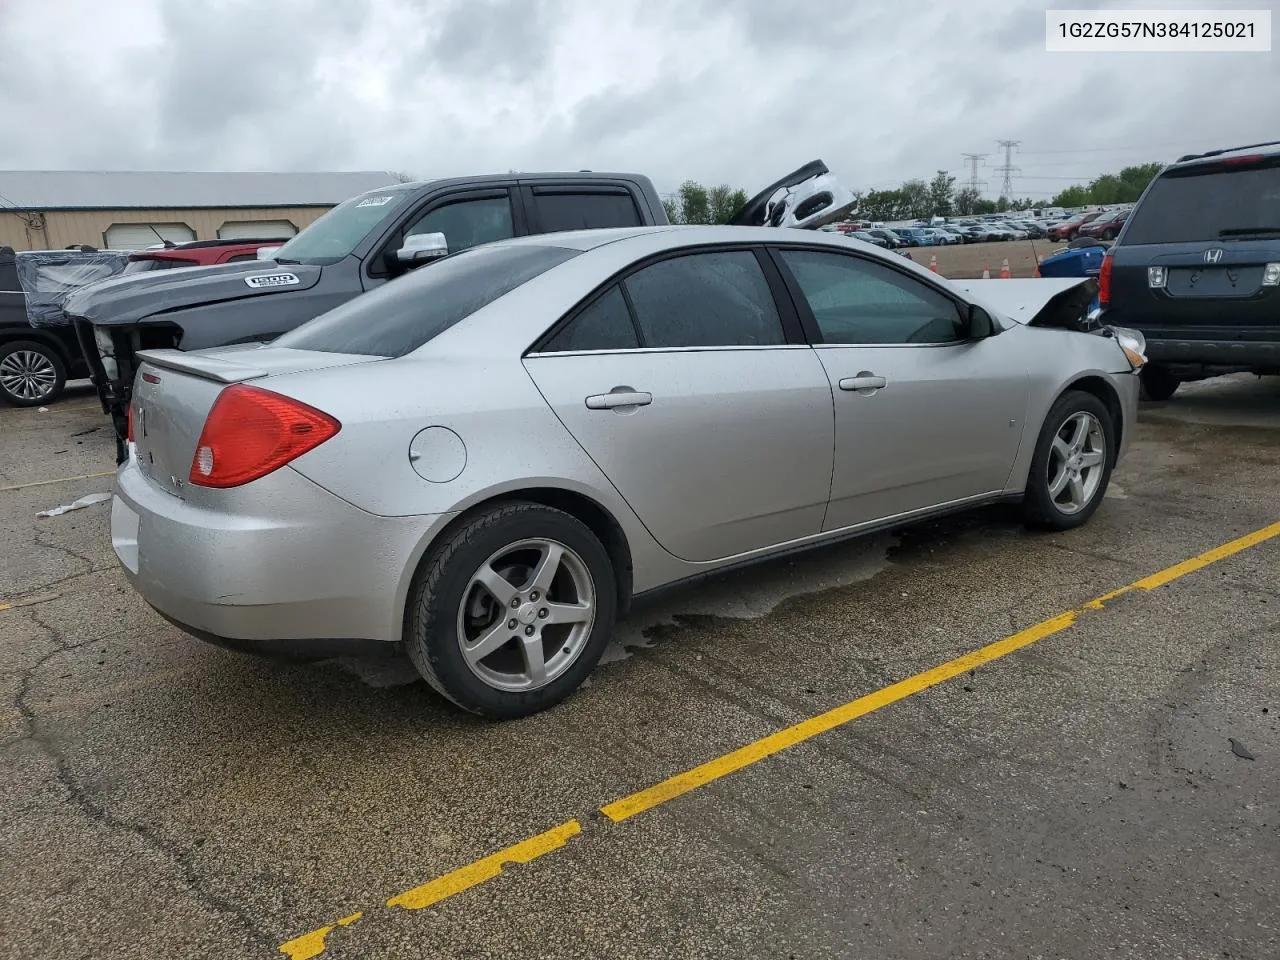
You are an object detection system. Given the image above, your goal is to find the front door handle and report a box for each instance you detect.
[585,388,653,410]
[838,374,888,392]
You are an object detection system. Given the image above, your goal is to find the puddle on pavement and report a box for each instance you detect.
[325,534,895,688]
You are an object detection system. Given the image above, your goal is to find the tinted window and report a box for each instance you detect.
[778,248,965,345]
[225,253,258,262]
[623,251,785,348]
[405,195,515,254]
[1124,161,1280,244]
[274,243,578,357]
[533,191,643,232]
[541,285,638,352]
[0,259,19,291]
[123,257,196,274]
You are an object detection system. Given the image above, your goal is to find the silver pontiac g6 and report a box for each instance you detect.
[112,226,1143,718]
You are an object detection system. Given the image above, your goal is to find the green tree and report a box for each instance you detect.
[707,185,749,224]
[1049,161,1164,207]
[661,196,681,223]
[663,181,749,224]
[858,188,906,222]
[678,180,711,224]
[953,186,981,216]
[928,170,956,218]
[900,179,931,220]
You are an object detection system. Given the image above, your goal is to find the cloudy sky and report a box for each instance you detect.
[1,0,1277,199]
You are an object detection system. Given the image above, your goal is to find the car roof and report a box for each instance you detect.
[1174,139,1280,166]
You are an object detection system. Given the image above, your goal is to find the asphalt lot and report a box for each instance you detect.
[2,375,1279,960]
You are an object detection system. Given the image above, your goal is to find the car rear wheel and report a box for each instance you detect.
[0,340,66,407]
[404,501,617,719]
[1140,365,1180,401]
[1022,391,1114,531]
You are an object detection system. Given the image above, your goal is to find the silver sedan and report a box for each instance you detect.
[111,226,1144,718]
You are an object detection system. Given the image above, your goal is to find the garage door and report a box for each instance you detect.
[217,220,298,240]
[103,223,196,250]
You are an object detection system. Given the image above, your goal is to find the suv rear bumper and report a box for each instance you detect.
[1143,333,1280,375]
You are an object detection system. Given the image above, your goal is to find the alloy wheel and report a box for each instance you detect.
[0,349,58,402]
[1046,411,1106,515]
[456,538,596,692]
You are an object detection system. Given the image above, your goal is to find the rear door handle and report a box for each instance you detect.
[838,375,888,392]
[585,389,653,410]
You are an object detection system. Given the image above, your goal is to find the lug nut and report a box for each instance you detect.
[524,625,535,636]
[510,597,520,608]
[507,619,518,630]
[529,590,539,601]
[538,608,548,619]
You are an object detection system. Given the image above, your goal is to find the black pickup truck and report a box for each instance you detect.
[64,161,854,459]
[1099,140,1280,400]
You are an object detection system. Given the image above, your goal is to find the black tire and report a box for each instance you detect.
[0,339,66,407]
[1022,390,1115,531]
[404,501,617,719]
[1140,365,1180,401]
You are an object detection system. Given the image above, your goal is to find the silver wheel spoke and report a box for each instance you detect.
[528,543,564,594]
[1067,415,1090,454]
[1068,474,1086,506]
[1048,469,1070,498]
[472,563,517,608]
[520,635,547,686]
[543,601,591,625]
[463,620,511,665]
[1052,436,1071,462]
[1079,450,1104,469]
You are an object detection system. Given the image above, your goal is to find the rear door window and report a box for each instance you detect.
[273,243,579,357]
[531,189,644,232]
[540,285,639,352]
[1125,160,1280,244]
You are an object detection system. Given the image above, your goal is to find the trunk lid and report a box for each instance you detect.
[130,345,378,498]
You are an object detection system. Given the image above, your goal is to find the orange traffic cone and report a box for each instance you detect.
[981,265,991,279]
[999,258,1012,279]
[1033,254,1044,278]
[928,254,938,273]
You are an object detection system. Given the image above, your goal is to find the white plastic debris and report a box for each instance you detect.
[37,406,48,413]
[37,491,111,517]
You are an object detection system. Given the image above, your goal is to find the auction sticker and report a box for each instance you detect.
[356,196,396,207]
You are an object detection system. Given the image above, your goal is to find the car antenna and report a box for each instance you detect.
[146,224,176,248]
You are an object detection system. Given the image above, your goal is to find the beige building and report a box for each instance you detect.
[0,170,404,251]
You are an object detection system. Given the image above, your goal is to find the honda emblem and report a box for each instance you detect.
[1203,248,1224,264]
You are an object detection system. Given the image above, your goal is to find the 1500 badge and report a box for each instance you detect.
[244,272,301,289]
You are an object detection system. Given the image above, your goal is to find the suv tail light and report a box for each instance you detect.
[1098,252,1113,307]
[189,385,340,488]
[126,402,134,444]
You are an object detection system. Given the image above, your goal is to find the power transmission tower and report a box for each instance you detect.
[995,139,1021,197]
[961,153,988,195]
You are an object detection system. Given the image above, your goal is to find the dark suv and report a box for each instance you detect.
[1099,140,1280,400]
[0,247,94,406]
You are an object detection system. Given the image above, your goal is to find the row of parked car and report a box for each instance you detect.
[835,207,1134,250]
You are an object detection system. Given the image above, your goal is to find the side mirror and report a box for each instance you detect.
[392,232,448,270]
[967,304,997,338]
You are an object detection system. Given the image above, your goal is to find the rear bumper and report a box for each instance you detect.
[112,457,443,648]
[1144,336,1280,371]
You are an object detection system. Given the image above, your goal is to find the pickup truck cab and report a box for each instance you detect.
[65,161,855,458]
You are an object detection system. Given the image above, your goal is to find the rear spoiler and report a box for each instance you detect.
[136,348,268,383]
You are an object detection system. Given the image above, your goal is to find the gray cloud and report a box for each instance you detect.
[1,0,1278,200]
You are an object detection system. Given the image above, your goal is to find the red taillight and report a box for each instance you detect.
[1221,154,1263,166]
[189,385,340,488]
[126,402,134,443]
[1098,252,1113,307]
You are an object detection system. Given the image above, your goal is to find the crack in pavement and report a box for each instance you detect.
[9,607,276,951]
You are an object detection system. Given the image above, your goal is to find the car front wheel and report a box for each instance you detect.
[1023,391,1114,531]
[404,501,617,718]
[0,339,66,407]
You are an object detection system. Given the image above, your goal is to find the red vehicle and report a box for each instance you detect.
[1048,210,1104,241]
[1077,209,1129,241]
[121,237,289,274]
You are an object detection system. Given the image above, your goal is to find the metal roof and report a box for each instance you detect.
[0,170,405,211]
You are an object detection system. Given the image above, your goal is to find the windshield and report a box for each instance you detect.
[272,242,580,357]
[1124,160,1280,244]
[271,185,417,264]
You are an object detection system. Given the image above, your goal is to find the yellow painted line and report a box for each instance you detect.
[278,912,362,960]
[0,470,115,493]
[387,819,582,911]
[277,518,1280,955]
[601,518,1280,822]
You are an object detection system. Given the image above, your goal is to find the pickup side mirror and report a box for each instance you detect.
[389,232,449,272]
[967,304,998,338]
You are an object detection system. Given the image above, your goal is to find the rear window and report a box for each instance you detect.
[272,243,579,357]
[123,257,196,274]
[532,190,644,232]
[1124,160,1280,245]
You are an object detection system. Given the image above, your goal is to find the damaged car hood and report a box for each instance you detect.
[950,277,1101,331]
[62,259,322,326]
